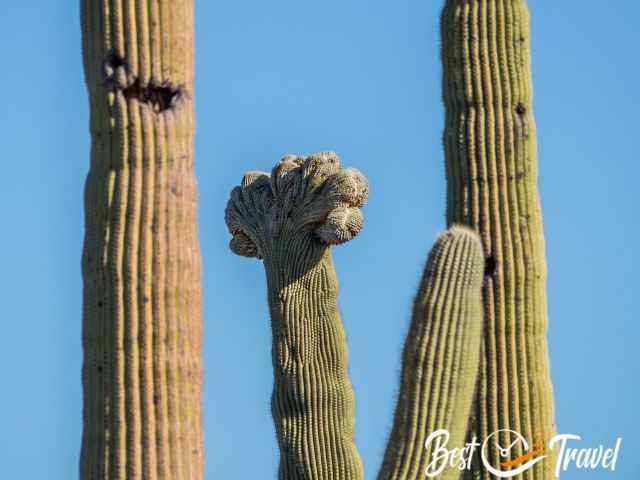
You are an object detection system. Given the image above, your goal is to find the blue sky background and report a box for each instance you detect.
[0,1,638,478]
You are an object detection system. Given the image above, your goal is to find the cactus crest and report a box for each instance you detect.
[225,151,368,259]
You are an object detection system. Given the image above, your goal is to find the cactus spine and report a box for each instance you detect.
[79,1,203,479]
[225,153,367,479]
[379,227,484,480]
[442,1,556,477]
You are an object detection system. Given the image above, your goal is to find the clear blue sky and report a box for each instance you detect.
[0,1,638,478]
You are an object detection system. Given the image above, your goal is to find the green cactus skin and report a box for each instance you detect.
[441,1,556,478]
[225,152,367,479]
[79,1,203,479]
[378,227,484,480]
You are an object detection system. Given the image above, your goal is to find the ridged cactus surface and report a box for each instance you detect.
[80,1,203,479]
[225,152,367,480]
[441,1,556,478]
[379,227,484,480]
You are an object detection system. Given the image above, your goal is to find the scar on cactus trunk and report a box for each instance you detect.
[225,152,367,479]
[442,1,556,478]
[80,1,203,479]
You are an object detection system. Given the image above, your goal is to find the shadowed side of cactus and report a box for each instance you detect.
[80,1,203,479]
[441,1,556,477]
[378,227,484,480]
[225,152,367,480]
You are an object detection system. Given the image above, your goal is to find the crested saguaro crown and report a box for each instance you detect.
[225,151,369,259]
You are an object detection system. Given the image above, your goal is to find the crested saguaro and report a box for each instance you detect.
[225,152,368,480]
[79,1,204,479]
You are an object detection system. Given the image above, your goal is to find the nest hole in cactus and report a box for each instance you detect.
[103,52,186,113]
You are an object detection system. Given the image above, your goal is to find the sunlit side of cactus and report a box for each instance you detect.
[79,1,203,479]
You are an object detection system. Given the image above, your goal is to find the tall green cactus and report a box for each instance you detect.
[379,227,484,480]
[441,0,556,478]
[80,1,204,479]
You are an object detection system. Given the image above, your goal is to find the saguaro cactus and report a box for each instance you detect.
[442,0,556,477]
[226,154,486,480]
[379,227,484,480]
[80,1,203,479]
[225,152,367,479]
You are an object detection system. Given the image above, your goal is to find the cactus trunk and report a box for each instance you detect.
[265,236,364,479]
[79,1,203,479]
[379,227,484,480]
[441,1,556,478]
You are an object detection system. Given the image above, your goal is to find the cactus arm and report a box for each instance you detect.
[225,152,367,479]
[378,227,484,480]
[80,1,203,479]
[441,1,556,477]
